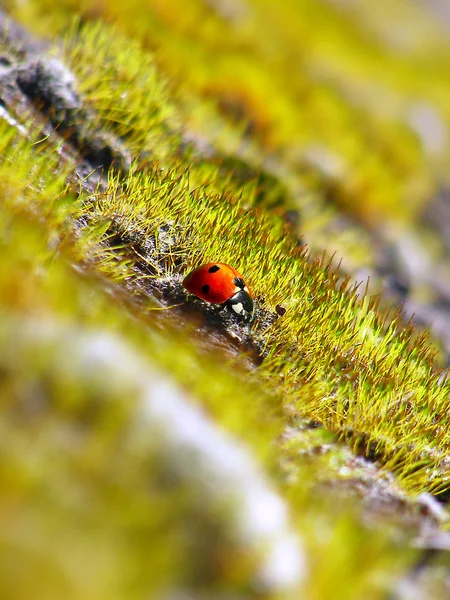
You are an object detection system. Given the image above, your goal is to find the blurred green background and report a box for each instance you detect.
[2,1,450,599]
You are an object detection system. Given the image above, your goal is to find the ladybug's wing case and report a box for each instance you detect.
[226,264,253,299]
[183,262,250,304]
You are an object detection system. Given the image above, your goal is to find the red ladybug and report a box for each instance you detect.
[183,262,253,320]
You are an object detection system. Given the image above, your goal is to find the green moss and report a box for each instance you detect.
[0,122,412,599]
[2,2,450,598]
[10,0,450,226]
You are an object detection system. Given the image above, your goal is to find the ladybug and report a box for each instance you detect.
[183,262,253,320]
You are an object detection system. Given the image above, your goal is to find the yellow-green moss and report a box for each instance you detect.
[2,2,450,598]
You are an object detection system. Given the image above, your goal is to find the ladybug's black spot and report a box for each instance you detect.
[233,277,245,289]
[202,284,210,295]
[208,265,220,273]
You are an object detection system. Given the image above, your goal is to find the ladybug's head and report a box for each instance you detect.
[226,289,254,321]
